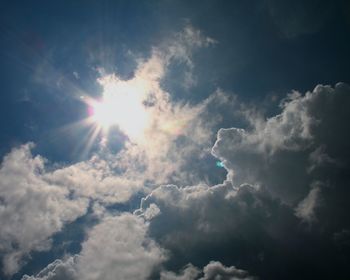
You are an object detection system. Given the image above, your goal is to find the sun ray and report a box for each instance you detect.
[86,75,150,140]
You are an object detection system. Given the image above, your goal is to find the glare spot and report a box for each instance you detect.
[89,75,150,140]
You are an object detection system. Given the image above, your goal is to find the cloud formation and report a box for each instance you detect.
[2,18,350,280]
[213,83,350,210]
[89,25,220,187]
[161,261,256,280]
[22,214,166,280]
[7,81,350,279]
[0,144,89,275]
[1,25,220,276]
[136,83,350,279]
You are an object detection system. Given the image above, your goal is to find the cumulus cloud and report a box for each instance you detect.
[200,261,256,280]
[140,203,161,221]
[44,155,145,206]
[136,182,304,279]
[76,214,166,280]
[161,261,256,280]
[160,263,200,280]
[4,20,350,280]
[134,83,350,279]
[0,144,89,275]
[1,25,220,276]
[22,214,166,280]
[212,83,350,209]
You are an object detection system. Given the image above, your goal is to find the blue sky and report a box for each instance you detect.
[0,1,350,279]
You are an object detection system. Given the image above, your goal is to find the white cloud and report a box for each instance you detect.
[76,213,166,280]
[22,214,166,280]
[22,257,77,280]
[140,203,161,220]
[0,144,89,275]
[1,26,219,276]
[89,25,220,187]
[44,155,145,206]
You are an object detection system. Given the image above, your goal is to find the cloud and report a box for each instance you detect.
[200,261,256,280]
[134,83,350,279]
[1,25,220,276]
[160,263,200,280]
[140,203,161,221]
[22,257,77,280]
[160,261,256,280]
[265,0,336,38]
[76,213,166,280]
[90,25,220,187]
[0,144,89,275]
[212,83,350,209]
[4,18,350,279]
[15,82,350,279]
[135,182,303,278]
[44,155,146,206]
[22,214,166,280]
[295,183,321,222]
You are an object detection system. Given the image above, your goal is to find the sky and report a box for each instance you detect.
[0,0,350,279]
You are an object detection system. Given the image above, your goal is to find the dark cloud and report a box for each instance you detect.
[137,182,307,279]
[135,83,350,279]
[265,0,338,38]
[212,83,350,224]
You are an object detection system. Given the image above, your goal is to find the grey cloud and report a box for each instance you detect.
[265,0,337,39]
[200,261,256,280]
[160,263,200,280]
[161,261,256,280]
[295,183,321,222]
[135,83,350,279]
[212,83,350,208]
[136,182,303,278]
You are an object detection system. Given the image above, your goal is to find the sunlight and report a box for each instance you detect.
[89,75,149,139]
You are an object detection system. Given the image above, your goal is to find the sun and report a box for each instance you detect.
[88,75,149,139]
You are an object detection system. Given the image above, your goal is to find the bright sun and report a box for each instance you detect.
[89,76,149,139]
